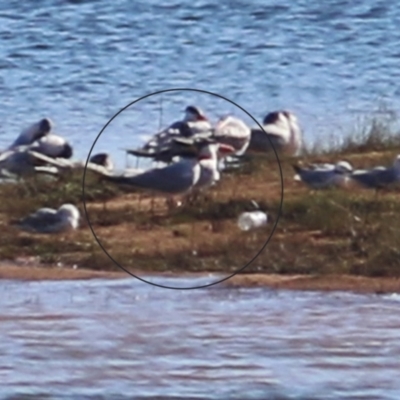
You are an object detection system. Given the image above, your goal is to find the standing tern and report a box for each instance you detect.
[105,140,235,195]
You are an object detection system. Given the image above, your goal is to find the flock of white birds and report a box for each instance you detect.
[1,105,399,235]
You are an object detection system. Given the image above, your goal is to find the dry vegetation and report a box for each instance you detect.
[1,113,400,283]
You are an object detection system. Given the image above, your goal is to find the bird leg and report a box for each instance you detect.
[190,218,196,251]
[150,194,155,217]
[137,192,143,212]
[166,197,174,212]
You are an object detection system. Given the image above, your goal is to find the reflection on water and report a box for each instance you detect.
[1,277,400,399]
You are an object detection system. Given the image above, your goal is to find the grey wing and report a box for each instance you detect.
[300,169,336,187]
[136,121,211,163]
[186,121,213,136]
[350,170,382,188]
[372,168,398,187]
[106,161,196,194]
[0,150,16,163]
[1,150,37,175]
[10,119,51,148]
[142,122,190,150]
[18,209,63,233]
[350,170,386,188]
[248,128,286,152]
[144,121,211,146]
[28,151,75,169]
[309,163,335,170]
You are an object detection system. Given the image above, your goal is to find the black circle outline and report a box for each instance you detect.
[82,88,284,290]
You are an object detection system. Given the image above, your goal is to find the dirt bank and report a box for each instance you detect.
[225,273,400,294]
[1,263,399,295]
[1,139,400,281]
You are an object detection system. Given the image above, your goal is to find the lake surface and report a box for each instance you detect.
[1,0,400,168]
[1,276,400,399]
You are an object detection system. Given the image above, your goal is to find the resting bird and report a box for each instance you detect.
[29,134,73,159]
[248,110,303,156]
[89,153,114,171]
[349,155,400,189]
[8,118,53,148]
[8,118,73,159]
[13,204,80,234]
[106,139,234,195]
[0,147,59,178]
[212,115,251,156]
[126,105,213,163]
[293,161,353,189]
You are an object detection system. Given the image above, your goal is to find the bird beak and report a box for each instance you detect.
[218,143,235,155]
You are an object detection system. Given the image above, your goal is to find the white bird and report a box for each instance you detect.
[293,161,353,189]
[0,147,58,178]
[26,151,115,175]
[212,115,251,155]
[29,134,73,159]
[8,118,73,159]
[248,110,303,156]
[85,152,131,177]
[129,105,213,162]
[8,118,53,148]
[89,153,114,171]
[14,204,80,234]
[350,155,400,189]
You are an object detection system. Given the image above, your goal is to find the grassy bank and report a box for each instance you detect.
[1,114,400,282]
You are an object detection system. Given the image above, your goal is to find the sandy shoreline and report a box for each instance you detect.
[1,264,400,294]
[226,273,400,294]
[0,263,128,281]
[2,148,400,287]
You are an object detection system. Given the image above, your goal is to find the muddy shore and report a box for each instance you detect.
[1,263,400,295]
[2,135,400,290]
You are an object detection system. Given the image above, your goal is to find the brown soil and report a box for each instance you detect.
[1,263,400,295]
[2,148,400,291]
[225,273,400,294]
[0,263,127,281]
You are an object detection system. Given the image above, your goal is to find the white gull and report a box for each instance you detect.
[350,155,400,189]
[8,118,73,159]
[14,204,80,234]
[293,161,353,189]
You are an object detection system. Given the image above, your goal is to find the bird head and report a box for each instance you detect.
[184,105,208,122]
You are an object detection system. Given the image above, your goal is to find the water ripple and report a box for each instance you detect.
[0,0,399,164]
[0,278,400,398]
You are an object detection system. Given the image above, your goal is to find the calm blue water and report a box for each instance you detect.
[1,0,400,168]
[1,276,400,399]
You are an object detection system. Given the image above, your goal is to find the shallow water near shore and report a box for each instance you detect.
[1,276,400,399]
